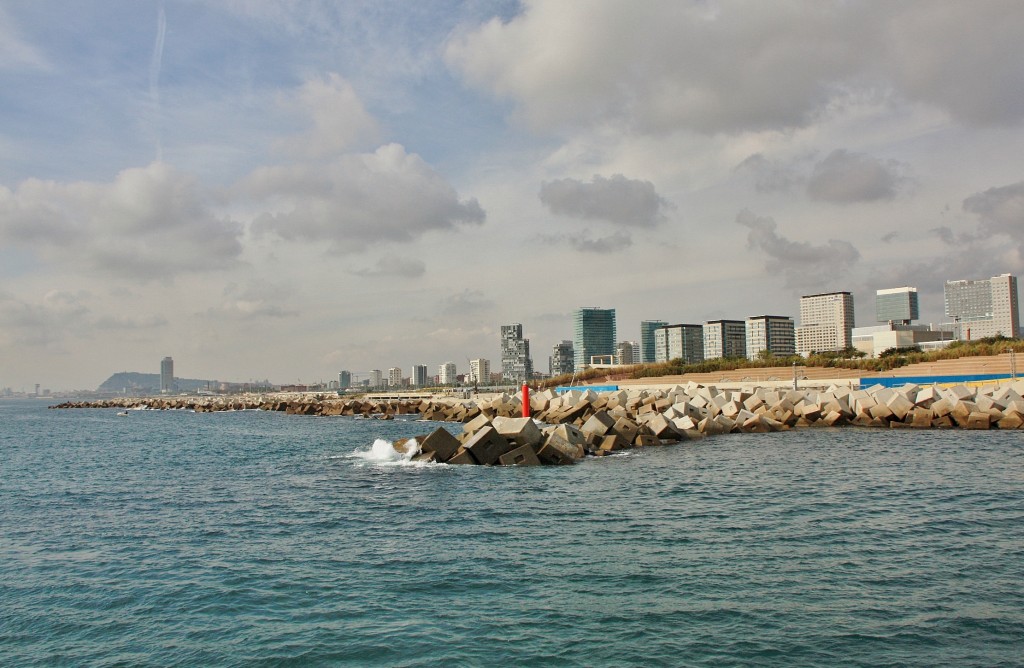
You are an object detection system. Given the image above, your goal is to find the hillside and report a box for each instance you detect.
[97,372,216,393]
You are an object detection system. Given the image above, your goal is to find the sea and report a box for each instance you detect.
[2,399,1022,667]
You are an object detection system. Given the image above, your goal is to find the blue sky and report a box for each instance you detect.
[2,1,1024,390]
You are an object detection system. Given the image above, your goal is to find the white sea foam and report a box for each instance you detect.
[350,438,428,466]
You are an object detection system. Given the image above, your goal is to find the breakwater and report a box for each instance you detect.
[51,378,1024,466]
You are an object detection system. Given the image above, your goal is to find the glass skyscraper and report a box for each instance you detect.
[573,307,616,369]
[876,287,919,325]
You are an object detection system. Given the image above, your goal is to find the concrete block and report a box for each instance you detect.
[613,417,640,444]
[966,411,991,430]
[543,424,586,461]
[579,411,614,439]
[419,427,461,462]
[915,386,939,406]
[499,444,541,466]
[463,413,492,436]
[535,441,575,465]
[910,407,933,429]
[997,411,1024,429]
[599,434,630,451]
[645,413,679,440]
[446,447,478,465]
[463,425,515,465]
[634,433,660,447]
[886,394,915,421]
[491,416,543,449]
[869,403,893,420]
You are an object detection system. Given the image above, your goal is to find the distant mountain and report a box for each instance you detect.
[97,372,216,393]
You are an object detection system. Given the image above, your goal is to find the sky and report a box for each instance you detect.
[2,0,1024,391]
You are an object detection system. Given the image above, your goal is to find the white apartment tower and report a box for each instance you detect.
[438,362,458,385]
[387,367,403,388]
[944,273,1020,340]
[469,358,490,385]
[796,292,855,357]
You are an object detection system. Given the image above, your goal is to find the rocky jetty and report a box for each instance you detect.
[51,378,1024,465]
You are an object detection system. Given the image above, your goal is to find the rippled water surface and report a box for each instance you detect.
[2,400,1023,666]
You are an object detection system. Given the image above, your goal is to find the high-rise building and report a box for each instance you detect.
[411,365,428,387]
[876,287,919,325]
[944,273,1020,340]
[549,341,574,377]
[500,324,533,383]
[160,356,174,393]
[573,307,616,369]
[387,367,403,388]
[469,359,490,385]
[438,362,457,385]
[369,369,383,388]
[617,341,639,365]
[746,316,796,359]
[653,325,704,364]
[640,320,668,364]
[338,370,351,389]
[703,320,747,360]
[796,292,855,357]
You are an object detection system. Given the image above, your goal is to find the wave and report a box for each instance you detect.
[349,438,437,467]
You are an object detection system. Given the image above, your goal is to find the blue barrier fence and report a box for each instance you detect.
[555,385,620,394]
[859,373,1015,388]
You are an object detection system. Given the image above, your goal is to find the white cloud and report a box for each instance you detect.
[245,143,485,252]
[806,149,910,204]
[736,209,860,291]
[446,1,1024,135]
[0,163,244,280]
[963,181,1024,236]
[276,73,380,158]
[538,174,671,227]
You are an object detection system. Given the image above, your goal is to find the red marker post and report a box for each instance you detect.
[522,383,531,418]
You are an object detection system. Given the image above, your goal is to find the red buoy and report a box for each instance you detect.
[522,383,530,418]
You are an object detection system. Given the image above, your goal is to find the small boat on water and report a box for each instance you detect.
[116,411,129,417]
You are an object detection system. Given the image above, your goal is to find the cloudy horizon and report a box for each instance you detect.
[2,1,1024,391]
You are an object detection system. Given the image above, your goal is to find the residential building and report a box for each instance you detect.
[469,359,490,385]
[500,323,533,383]
[338,370,351,389]
[369,369,383,388]
[639,320,668,364]
[746,316,796,359]
[411,365,428,387]
[617,340,640,365]
[703,320,747,360]
[654,324,705,364]
[438,362,457,385]
[573,307,617,368]
[876,287,919,325]
[387,367,403,388]
[550,341,574,377]
[944,273,1020,340]
[160,356,174,393]
[796,291,855,357]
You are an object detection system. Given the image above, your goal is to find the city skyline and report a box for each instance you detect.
[3,3,1024,390]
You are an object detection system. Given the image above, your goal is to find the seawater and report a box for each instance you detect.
[2,400,1022,667]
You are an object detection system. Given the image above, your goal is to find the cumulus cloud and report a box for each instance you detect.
[350,257,426,279]
[445,2,1024,135]
[963,181,1024,236]
[735,154,801,193]
[0,163,243,280]
[539,174,670,227]
[807,149,909,203]
[276,73,380,158]
[202,280,300,320]
[245,143,485,252]
[736,209,860,290]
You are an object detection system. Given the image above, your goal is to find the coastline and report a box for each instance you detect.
[51,376,1024,465]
